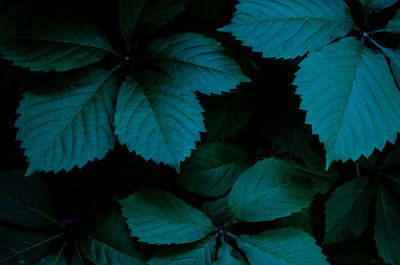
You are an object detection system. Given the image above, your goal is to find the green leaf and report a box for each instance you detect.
[0,171,60,229]
[114,73,204,171]
[118,189,215,245]
[271,206,315,236]
[79,210,146,265]
[118,0,146,48]
[214,241,248,265]
[294,37,400,168]
[0,227,62,265]
[35,252,67,265]
[146,33,250,95]
[219,0,353,59]
[380,9,400,33]
[203,195,230,227]
[15,68,117,175]
[147,236,216,265]
[375,186,400,265]
[136,0,189,34]
[229,158,314,222]
[0,4,114,72]
[324,177,374,244]
[237,228,329,265]
[178,142,249,197]
[360,0,398,12]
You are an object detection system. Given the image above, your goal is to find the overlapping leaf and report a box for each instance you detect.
[214,241,247,265]
[178,142,249,197]
[16,68,117,175]
[114,73,204,171]
[294,37,400,167]
[119,189,215,245]
[146,33,250,95]
[219,0,354,59]
[118,0,146,47]
[0,4,113,72]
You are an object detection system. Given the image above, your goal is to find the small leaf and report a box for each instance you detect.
[147,236,216,265]
[324,177,374,244]
[146,33,250,95]
[237,228,329,265]
[294,37,400,168]
[219,0,354,59]
[118,189,215,245]
[118,0,146,48]
[229,158,314,222]
[114,73,204,171]
[79,210,146,265]
[203,195,230,227]
[0,171,60,228]
[381,9,400,33]
[214,241,248,265]
[360,0,398,12]
[375,186,400,265]
[178,142,249,197]
[0,4,114,72]
[16,68,117,175]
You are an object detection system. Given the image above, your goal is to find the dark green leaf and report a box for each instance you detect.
[35,252,67,265]
[119,189,215,245]
[203,195,230,227]
[16,68,118,175]
[118,0,146,48]
[360,0,398,13]
[178,142,249,197]
[271,206,314,236]
[214,241,247,265]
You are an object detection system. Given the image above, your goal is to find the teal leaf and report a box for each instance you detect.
[271,206,314,236]
[79,210,146,265]
[375,186,400,265]
[178,142,249,198]
[382,47,400,85]
[0,171,60,229]
[16,68,117,175]
[229,158,314,222]
[219,0,354,59]
[136,0,189,34]
[146,33,250,95]
[0,227,62,265]
[147,236,216,265]
[35,252,67,265]
[360,0,398,12]
[380,9,400,33]
[118,0,146,48]
[114,73,205,171]
[118,189,215,245]
[324,177,374,244]
[294,37,400,168]
[237,228,329,265]
[203,195,230,227]
[0,4,114,72]
[214,241,248,265]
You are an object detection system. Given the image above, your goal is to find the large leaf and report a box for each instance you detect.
[79,210,145,265]
[214,241,248,265]
[0,4,114,72]
[118,0,146,48]
[0,171,60,229]
[146,33,250,95]
[114,73,204,171]
[229,158,314,222]
[15,68,117,175]
[375,186,400,265]
[219,0,354,59]
[360,0,398,12]
[118,189,215,245]
[324,177,374,244]
[294,37,400,167]
[178,142,249,197]
[237,228,329,265]
[147,236,216,265]
[0,227,62,265]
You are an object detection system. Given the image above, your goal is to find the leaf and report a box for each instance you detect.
[178,142,249,197]
[324,177,374,244]
[214,241,248,265]
[136,0,189,34]
[118,0,146,48]
[203,195,230,227]
[114,73,205,171]
[360,0,398,12]
[219,0,354,59]
[147,236,216,265]
[146,33,250,95]
[229,158,314,223]
[375,186,400,265]
[294,37,400,168]
[271,206,315,235]
[380,9,400,34]
[0,171,59,228]
[0,4,114,72]
[35,252,68,265]
[118,189,215,245]
[237,228,329,265]
[0,227,62,265]
[15,68,117,175]
[79,210,146,265]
